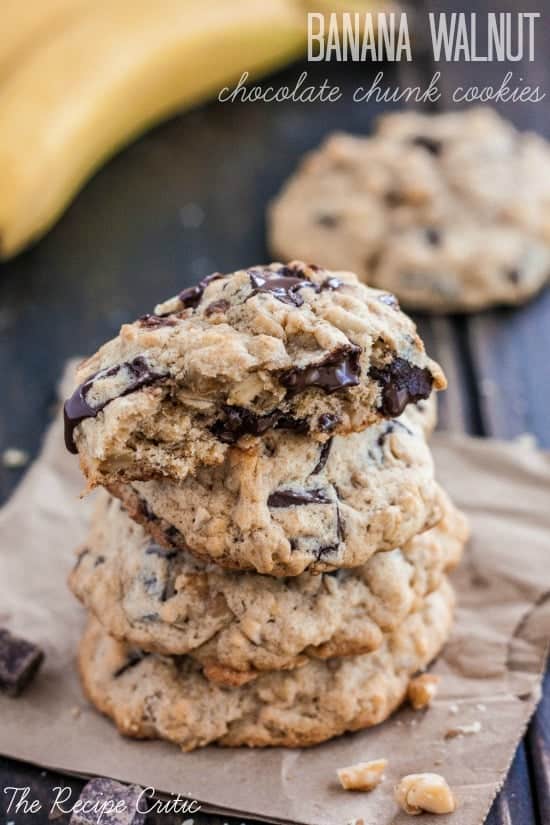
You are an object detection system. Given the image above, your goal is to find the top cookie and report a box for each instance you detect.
[269,109,550,312]
[64,261,445,486]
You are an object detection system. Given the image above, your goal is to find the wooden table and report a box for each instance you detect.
[0,2,549,822]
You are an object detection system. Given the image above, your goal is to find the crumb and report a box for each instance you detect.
[2,448,29,469]
[476,704,487,712]
[448,703,459,714]
[70,706,81,719]
[395,773,456,815]
[338,759,387,791]
[445,721,481,739]
[408,674,441,710]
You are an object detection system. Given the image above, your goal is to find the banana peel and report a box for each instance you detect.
[0,0,306,259]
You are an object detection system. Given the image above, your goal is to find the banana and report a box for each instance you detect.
[0,0,306,258]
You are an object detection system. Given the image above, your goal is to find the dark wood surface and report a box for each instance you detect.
[0,1,549,822]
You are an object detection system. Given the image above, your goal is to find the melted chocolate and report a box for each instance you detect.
[113,650,149,678]
[204,299,230,317]
[178,272,225,309]
[279,345,361,396]
[411,135,442,156]
[378,292,400,310]
[311,439,332,475]
[369,357,433,417]
[145,544,177,560]
[268,488,331,507]
[211,406,307,444]
[138,314,178,328]
[63,356,165,454]
[317,413,340,432]
[248,266,342,308]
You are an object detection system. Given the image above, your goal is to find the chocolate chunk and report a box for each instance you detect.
[377,419,413,447]
[425,227,441,246]
[145,543,177,560]
[385,190,404,208]
[164,525,185,547]
[411,135,442,155]
[268,488,332,507]
[69,777,145,825]
[369,357,433,417]
[314,544,339,560]
[320,276,343,291]
[178,272,225,309]
[94,555,106,567]
[211,406,307,444]
[507,268,520,284]
[279,345,361,395]
[114,650,149,678]
[204,298,230,317]
[378,292,400,310]
[318,413,340,432]
[316,213,339,228]
[160,579,177,602]
[248,266,342,308]
[248,268,314,307]
[311,439,332,475]
[0,628,44,696]
[64,356,166,453]
[138,314,178,328]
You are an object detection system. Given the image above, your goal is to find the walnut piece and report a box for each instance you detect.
[408,673,441,710]
[395,773,456,815]
[338,759,388,791]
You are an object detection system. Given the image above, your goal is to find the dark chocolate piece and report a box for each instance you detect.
[114,651,149,678]
[204,298,230,317]
[94,555,106,567]
[211,406,307,444]
[311,439,332,475]
[145,543,177,560]
[177,272,225,309]
[411,135,442,155]
[378,292,400,310]
[138,314,178,328]
[317,413,340,432]
[69,777,145,825]
[314,543,340,560]
[248,265,342,308]
[0,628,44,696]
[64,356,166,454]
[425,228,441,246]
[248,268,314,307]
[279,345,361,396]
[268,488,331,507]
[316,213,339,228]
[376,419,413,447]
[369,357,433,417]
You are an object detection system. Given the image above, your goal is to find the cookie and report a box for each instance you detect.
[63,261,445,487]
[268,109,550,312]
[70,489,466,684]
[78,579,455,750]
[107,406,441,576]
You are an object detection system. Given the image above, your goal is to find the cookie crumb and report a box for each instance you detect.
[408,674,440,710]
[2,448,29,469]
[445,721,481,739]
[476,703,487,712]
[70,706,81,719]
[448,703,459,714]
[338,759,387,791]
[395,773,456,815]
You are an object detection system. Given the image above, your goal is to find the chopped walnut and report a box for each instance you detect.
[408,673,441,710]
[395,773,456,815]
[445,721,481,739]
[338,759,387,791]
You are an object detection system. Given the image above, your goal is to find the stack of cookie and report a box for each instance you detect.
[65,261,468,751]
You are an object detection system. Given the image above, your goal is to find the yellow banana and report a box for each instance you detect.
[0,0,306,259]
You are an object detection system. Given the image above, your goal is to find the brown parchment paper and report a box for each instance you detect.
[0,369,549,825]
